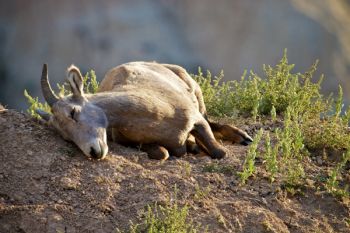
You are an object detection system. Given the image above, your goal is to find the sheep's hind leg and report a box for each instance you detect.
[186,135,200,154]
[209,121,253,145]
[191,120,226,159]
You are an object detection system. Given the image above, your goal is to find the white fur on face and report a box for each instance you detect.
[50,99,109,159]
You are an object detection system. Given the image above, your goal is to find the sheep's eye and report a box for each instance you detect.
[70,108,76,120]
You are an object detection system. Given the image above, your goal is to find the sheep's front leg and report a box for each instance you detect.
[168,145,187,158]
[111,128,136,145]
[141,144,169,160]
[112,129,169,160]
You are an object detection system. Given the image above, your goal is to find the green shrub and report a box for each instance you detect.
[83,70,99,94]
[126,187,203,233]
[263,132,278,183]
[302,86,350,151]
[192,68,237,117]
[23,89,51,119]
[193,49,325,119]
[142,203,195,233]
[195,50,350,153]
[238,129,263,184]
[325,151,350,199]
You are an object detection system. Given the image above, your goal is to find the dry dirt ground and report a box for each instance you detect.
[0,106,349,233]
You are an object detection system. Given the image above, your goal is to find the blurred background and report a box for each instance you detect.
[0,0,350,110]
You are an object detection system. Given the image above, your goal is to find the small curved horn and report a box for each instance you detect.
[41,64,58,106]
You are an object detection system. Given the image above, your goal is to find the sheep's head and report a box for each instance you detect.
[37,64,108,159]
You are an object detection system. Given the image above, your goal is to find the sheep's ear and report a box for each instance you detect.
[67,65,84,97]
[36,109,52,121]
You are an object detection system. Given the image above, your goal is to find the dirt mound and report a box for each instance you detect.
[0,109,349,232]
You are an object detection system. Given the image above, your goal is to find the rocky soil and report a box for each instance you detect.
[0,107,349,233]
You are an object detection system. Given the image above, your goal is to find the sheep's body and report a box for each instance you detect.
[38,62,252,160]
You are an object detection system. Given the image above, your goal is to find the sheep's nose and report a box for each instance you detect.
[90,140,108,159]
[90,146,102,159]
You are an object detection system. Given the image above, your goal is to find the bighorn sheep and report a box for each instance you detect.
[37,62,252,160]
